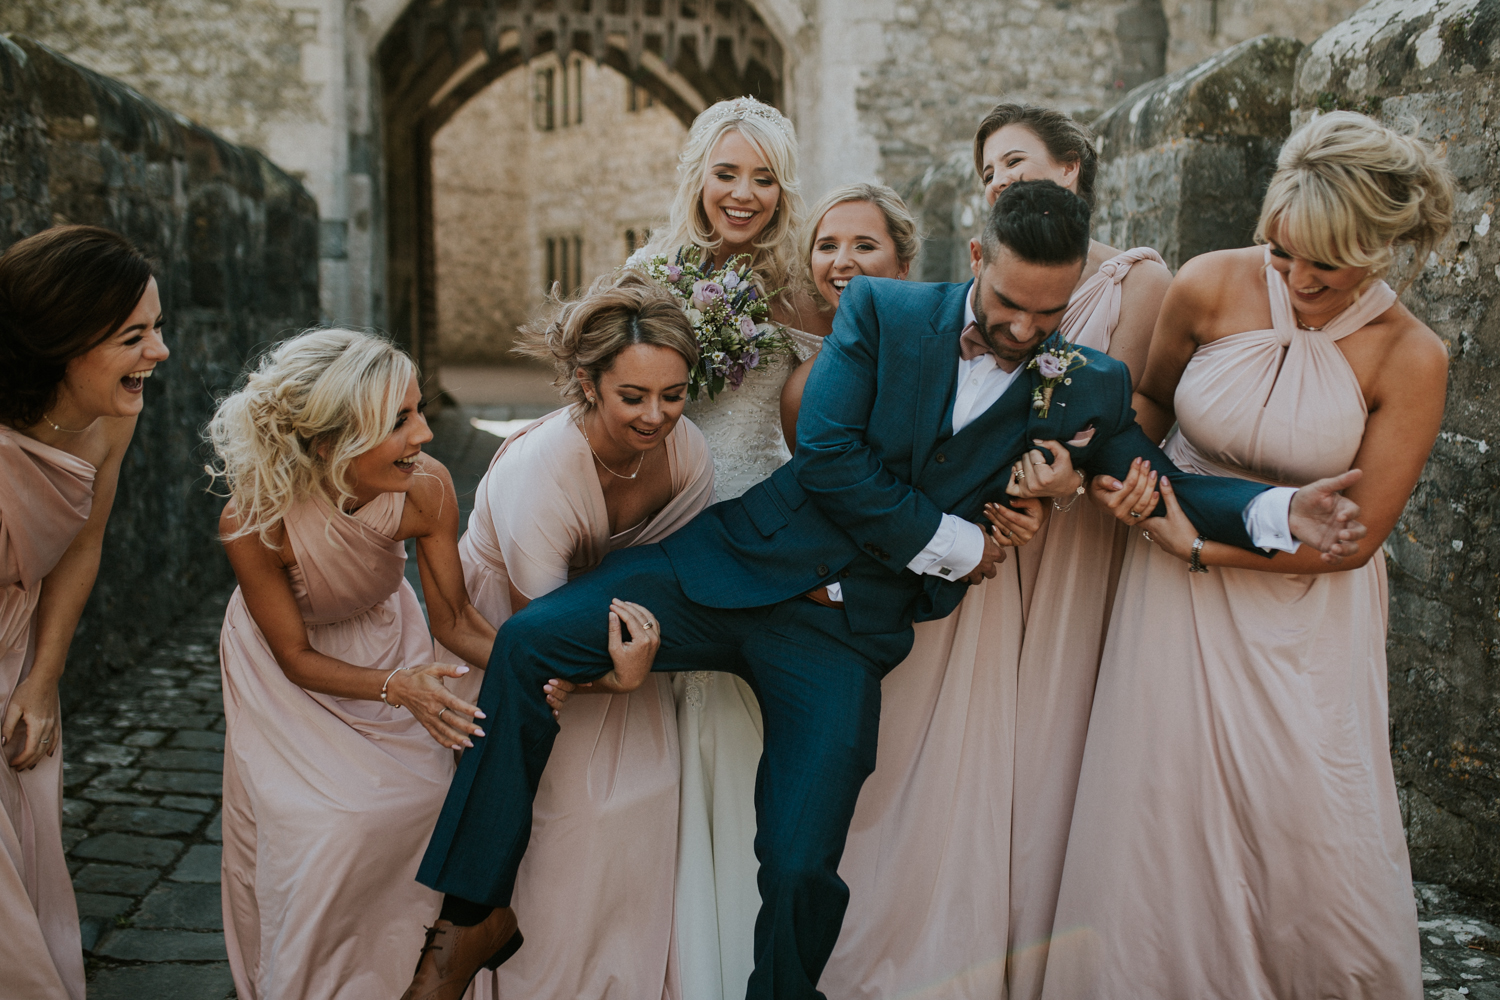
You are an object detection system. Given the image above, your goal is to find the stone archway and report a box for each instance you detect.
[378,0,785,374]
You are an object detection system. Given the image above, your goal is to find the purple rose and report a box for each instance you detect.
[665,265,683,281]
[691,280,725,307]
[723,271,741,289]
[739,315,758,339]
[1037,354,1068,379]
[745,348,761,370]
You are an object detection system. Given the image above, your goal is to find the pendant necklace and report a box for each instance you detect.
[42,412,91,433]
[583,420,645,480]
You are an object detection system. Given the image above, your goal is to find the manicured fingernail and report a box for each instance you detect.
[475,711,486,719]
[456,665,469,674]
[473,729,485,738]
[463,739,474,748]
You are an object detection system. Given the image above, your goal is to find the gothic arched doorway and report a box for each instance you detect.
[378,0,785,375]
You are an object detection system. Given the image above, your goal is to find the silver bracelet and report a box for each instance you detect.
[1189,535,1209,574]
[1052,470,1087,513]
[380,667,408,707]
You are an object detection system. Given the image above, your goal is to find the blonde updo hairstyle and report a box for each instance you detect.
[1255,111,1454,284]
[647,96,808,298]
[208,328,417,545]
[516,269,700,406]
[805,183,922,273]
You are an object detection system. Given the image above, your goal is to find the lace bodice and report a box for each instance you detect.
[683,328,823,502]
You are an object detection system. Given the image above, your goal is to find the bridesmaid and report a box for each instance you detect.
[973,102,1173,995]
[1045,112,1453,998]
[458,271,714,1000]
[211,330,581,1000]
[780,185,1045,999]
[0,225,167,1000]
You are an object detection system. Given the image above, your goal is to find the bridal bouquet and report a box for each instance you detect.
[639,246,794,401]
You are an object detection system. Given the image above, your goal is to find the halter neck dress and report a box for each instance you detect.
[0,426,94,1000]
[449,406,715,1000]
[220,492,455,1000]
[1042,251,1420,998]
[820,248,1163,999]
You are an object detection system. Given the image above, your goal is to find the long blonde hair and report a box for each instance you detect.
[208,328,416,545]
[647,96,807,297]
[1256,111,1454,283]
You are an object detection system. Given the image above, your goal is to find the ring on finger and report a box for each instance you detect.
[642,620,656,631]
[1128,509,1143,518]
[1142,530,1153,542]
[438,707,449,723]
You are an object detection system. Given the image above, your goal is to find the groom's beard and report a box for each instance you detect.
[971,284,1044,365]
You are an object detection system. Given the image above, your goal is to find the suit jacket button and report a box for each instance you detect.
[816,564,829,577]
[935,453,946,463]
[840,570,850,579]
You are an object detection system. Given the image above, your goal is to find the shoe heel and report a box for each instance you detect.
[484,930,523,971]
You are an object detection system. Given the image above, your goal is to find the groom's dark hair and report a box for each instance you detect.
[979,179,1091,267]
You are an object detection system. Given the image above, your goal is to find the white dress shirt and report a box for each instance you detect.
[826,287,1298,601]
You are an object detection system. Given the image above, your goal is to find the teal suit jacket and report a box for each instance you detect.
[659,276,1269,634]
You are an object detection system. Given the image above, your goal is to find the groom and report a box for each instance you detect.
[401,181,1365,1000]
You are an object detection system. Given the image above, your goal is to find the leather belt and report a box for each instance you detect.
[803,588,845,609]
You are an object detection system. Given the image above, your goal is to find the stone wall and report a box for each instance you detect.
[1089,34,1304,270]
[1293,0,1500,904]
[0,36,320,707]
[430,56,684,365]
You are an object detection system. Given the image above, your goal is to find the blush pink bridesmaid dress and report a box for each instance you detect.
[219,492,455,1000]
[0,426,94,1000]
[819,250,1164,999]
[450,406,715,1000]
[1043,251,1421,999]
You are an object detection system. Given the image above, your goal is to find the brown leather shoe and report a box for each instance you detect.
[399,907,523,1000]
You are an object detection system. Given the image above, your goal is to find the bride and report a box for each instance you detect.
[635,95,828,1000]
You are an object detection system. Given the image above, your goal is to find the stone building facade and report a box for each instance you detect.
[430,56,685,364]
[0,0,1364,365]
[0,36,320,705]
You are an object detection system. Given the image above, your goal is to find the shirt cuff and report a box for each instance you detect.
[906,514,986,580]
[1243,486,1300,553]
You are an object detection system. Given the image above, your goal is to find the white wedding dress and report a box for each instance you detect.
[673,327,822,1000]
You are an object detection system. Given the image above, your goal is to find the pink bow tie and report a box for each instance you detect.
[959,322,992,361]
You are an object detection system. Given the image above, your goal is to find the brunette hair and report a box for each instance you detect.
[973,103,1099,208]
[0,225,154,426]
[208,329,417,546]
[980,180,1091,266]
[515,269,700,405]
[804,183,922,271]
[1255,111,1454,282]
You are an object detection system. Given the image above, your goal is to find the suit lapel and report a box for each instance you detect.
[911,281,972,477]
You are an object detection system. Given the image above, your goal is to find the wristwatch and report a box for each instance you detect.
[1189,534,1208,574]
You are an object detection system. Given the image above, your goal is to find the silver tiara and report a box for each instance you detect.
[692,97,796,141]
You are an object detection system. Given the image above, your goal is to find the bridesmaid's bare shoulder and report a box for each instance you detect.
[1374,301,1449,392]
[1169,247,1268,339]
[400,452,460,539]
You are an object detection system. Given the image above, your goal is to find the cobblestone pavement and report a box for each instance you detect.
[51,398,1500,998]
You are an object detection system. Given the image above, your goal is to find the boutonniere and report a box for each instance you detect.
[1027,346,1088,418]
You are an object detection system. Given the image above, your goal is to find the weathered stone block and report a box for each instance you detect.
[169,844,221,883]
[135,769,222,796]
[168,730,225,751]
[86,963,235,1000]
[73,891,132,919]
[136,749,223,773]
[90,805,203,837]
[135,882,223,930]
[158,794,214,814]
[73,863,161,895]
[1091,34,1305,267]
[0,35,319,708]
[1292,0,1500,904]
[73,832,182,868]
[92,928,228,962]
